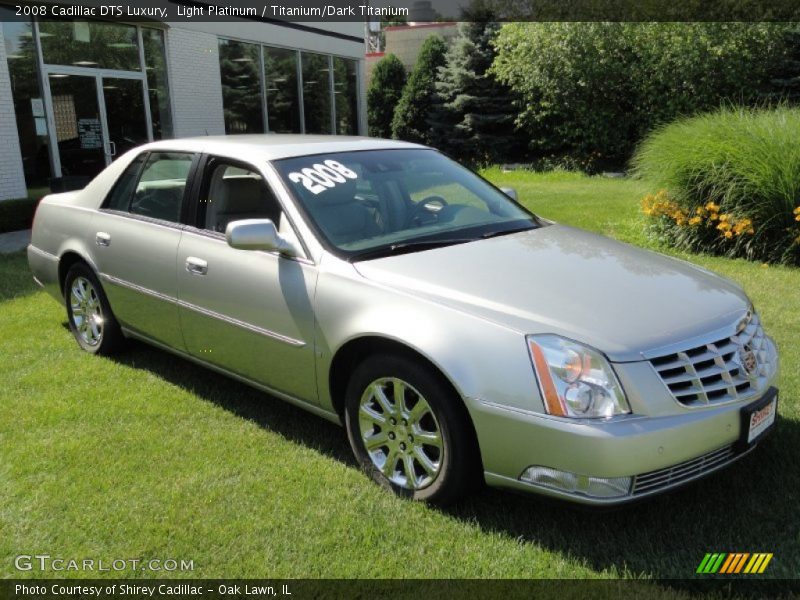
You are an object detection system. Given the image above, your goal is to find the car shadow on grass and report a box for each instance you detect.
[443,419,800,585]
[107,338,798,586]
[107,338,355,466]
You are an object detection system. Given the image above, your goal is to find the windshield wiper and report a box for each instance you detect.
[349,238,476,262]
[480,224,537,239]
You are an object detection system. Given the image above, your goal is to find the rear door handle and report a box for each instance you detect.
[95,232,111,247]
[185,257,208,275]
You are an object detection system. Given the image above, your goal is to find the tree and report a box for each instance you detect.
[391,35,448,144]
[367,54,407,138]
[491,23,796,170]
[428,15,522,164]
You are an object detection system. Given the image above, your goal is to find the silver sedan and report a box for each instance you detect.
[28,135,779,505]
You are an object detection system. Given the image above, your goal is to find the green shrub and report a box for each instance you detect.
[633,106,800,266]
[367,54,406,138]
[491,23,796,170]
[391,35,448,144]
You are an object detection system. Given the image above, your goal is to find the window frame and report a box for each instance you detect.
[184,154,310,262]
[99,150,201,228]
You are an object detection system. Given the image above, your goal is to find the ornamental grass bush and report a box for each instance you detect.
[632,106,800,266]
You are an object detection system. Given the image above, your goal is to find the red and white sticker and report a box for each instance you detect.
[748,398,776,443]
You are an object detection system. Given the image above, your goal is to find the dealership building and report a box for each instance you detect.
[0,5,367,200]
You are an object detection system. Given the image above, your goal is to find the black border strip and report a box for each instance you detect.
[168,0,365,43]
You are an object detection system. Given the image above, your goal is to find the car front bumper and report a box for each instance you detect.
[468,386,778,506]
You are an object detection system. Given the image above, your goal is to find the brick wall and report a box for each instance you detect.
[0,27,30,202]
[165,28,226,138]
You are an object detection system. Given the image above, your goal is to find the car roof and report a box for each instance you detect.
[140,134,427,161]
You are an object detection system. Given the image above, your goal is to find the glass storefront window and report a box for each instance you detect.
[333,57,359,135]
[1,8,52,189]
[142,28,173,139]
[301,52,332,134]
[219,39,264,134]
[39,20,139,71]
[263,47,301,133]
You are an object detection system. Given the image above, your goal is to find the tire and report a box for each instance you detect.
[64,262,125,355]
[344,354,481,505]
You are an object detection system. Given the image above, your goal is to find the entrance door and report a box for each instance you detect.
[45,71,151,179]
[47,73,106,177]
[101,77,150,159]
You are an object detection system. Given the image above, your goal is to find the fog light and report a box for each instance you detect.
[520,466,632,499]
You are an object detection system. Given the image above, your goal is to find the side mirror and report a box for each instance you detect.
[500,186,518,201]
[225,219,301,257]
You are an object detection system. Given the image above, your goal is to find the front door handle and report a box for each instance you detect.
[95,232,111,247]
[185,257,208,275]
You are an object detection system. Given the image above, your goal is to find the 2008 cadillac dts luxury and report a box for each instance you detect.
[28,135,779,505]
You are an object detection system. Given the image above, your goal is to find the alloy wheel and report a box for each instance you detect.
[358,377,444,490]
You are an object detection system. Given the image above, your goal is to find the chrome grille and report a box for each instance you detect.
[632,445,738,495]
[649,311,774,407]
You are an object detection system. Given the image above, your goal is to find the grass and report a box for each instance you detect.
[1,171,798,588]
[0,187,49,234]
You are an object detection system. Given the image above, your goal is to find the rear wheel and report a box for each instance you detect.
[64,262,124,355]
[344,354,480,505]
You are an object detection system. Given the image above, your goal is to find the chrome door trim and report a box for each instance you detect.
[100,272,306,347]
[121,327,336,423]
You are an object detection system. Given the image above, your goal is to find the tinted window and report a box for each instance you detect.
[200,161,282,233]
[219,39,264,134]
[264,46,301,133]
[39,20,139,71]
[104,154,145,211]
[334,57,359,135]
[301,52,332,134]
[130,152,193,222]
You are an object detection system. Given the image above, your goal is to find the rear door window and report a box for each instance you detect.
[129,152,194,223]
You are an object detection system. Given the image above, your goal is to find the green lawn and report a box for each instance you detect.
[1,171,798,586]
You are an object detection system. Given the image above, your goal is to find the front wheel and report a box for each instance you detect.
[344,354,481,505]
[64,262,125,355]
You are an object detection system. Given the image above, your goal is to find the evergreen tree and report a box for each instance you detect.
[770,24,800,102]
[391,35,448,144]
[429,16,522,165]
[367,54,407,138]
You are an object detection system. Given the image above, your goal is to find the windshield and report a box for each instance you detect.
[272,149,538,260]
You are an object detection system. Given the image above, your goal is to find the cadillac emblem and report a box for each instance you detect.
[739,345,759,377]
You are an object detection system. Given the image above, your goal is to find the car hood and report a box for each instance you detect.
[353,225,750,361]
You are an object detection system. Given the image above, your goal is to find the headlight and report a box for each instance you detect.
[527,334,630,418]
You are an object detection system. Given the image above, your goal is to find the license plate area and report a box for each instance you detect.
[736,387,778,451]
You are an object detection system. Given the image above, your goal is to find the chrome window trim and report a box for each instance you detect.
[97,208,186,232]
[180,226,314,266]
[100,272,306,347]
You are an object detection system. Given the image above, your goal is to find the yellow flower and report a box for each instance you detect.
[695,207,707,216]
[717,221,731,231]
[794,206,800,214]
[724,231,733,239]
[705,201,720,212]
[709,213,719,221]
[689,216,702,226]
[718,214,729,222]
